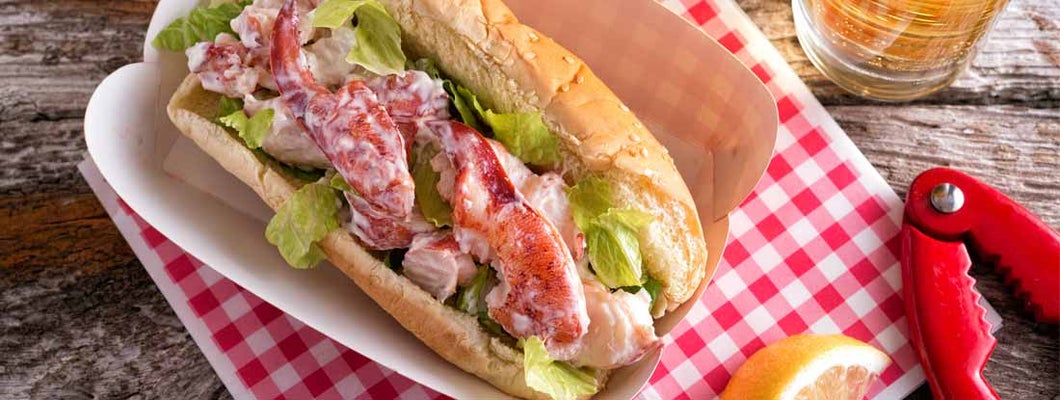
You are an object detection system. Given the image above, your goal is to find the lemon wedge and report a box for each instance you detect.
[720,334,891,400]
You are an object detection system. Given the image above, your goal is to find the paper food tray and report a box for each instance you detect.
[84,0,778,398]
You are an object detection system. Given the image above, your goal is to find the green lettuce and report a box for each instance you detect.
[457,265,492,314]
[270,155,326,182]
[567,178,614,228]
[312,0,368,28]
[484,111,560,167]
[265,183,341,269]
[312,0,405,76]
[640,276,663,309]
[327,171,354,192]
[583,209,652,288]
[523,336,598,400]
[455,266,508,337]
[479,315,507,337]
[443,81,485,132]
[152,1,249,51]
[216,96,244,120]
[442,80,559,166]
[411,145,452,227]
[568,178,654,288]
[219,108,274,149]
[409,58,441,79]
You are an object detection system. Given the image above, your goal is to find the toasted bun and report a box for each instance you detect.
[167,0,706,397]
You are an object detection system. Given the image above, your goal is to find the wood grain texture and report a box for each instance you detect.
[0,0,155,196]
[0,0,1055,398]
[836,105,1060,227]
[1,1,233,398]
[0,194,230,399]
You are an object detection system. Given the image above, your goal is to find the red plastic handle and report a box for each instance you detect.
[905,168,1060,323]
[901,225,999,400]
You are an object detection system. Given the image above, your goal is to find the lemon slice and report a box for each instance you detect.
[720,334,891,400]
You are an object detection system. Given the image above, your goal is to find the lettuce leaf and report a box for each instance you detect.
[414,59,485,131]
[483,110,560,167]
[584,209,652,288]
[327,171,354,192]
[568,178,654,288]
[152,1,248,51]
[457,265,491,315]
[216,96,244,120]
[566,178,614,228]
[312,0,405,76]
[455,266,509,337]
[409,58,441,79]
[523,336,598,400]
[478,314,508,338]
[441,80,559,166]
[265,183,341,269]
[443,80,485,132]
[411,145,452,227]
[219,108,274,149]
[641,276,663,309]
[312,0,368,28]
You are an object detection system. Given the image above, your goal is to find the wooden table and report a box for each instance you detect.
[0,0,1056,398]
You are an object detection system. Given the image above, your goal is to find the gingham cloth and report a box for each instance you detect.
[80,0,928,398]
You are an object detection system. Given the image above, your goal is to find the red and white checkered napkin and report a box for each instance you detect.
[81,0,927,398]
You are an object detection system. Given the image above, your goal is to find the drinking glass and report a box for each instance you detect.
[792,0,1010,101]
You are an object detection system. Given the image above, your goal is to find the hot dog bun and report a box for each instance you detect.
[166,0,707,397]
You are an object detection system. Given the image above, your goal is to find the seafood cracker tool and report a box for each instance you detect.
[901,167,1060,400]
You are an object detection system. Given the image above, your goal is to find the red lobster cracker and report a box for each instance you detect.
[901,167,1060,400]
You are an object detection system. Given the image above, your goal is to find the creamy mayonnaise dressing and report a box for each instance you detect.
[343,191,433,250]
[401,231,477,301]
[430,151,457,201]
[450,178,495,263]
[367,71,450,142]
[187,34,260,98]
[242,0,318,44]
[231,5,272,50]
[572,281,659,368]
[305,27,361,87]
[243,94,331,169]
[425,148,494,263]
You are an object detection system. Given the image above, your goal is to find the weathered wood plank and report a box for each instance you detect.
[0,193,230,400]
[834,105,1060,228]
[0,0,153,195]
[738,0,1060,106]
[0,2,232,397]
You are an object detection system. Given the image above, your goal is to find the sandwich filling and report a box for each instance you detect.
[157,0,663,397]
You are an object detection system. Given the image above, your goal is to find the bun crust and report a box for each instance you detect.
[166,0,706,397]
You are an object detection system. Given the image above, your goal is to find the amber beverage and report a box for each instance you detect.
[793,0,1009,101]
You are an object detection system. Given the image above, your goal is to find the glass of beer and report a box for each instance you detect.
[793,0,1010,101]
